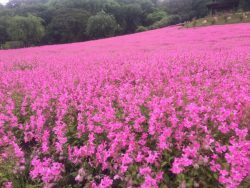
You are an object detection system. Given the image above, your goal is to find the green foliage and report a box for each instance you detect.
[86,11,119,39]
[150,15,181,29]
[136,25,148,32]
[46,8,90,43]
[7,14,45,46]
[146,10,167,25]
[140,0,155,15]
[112,100,124,120]
[0,17,9,45]
[0,90,39,188]
[123,3,143,33]
[162,0,210,22]
[2,41,24,49]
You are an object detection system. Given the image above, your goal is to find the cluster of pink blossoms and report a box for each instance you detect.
[0,23,250,187]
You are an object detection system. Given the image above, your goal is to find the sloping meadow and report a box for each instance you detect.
[0,24,250,188]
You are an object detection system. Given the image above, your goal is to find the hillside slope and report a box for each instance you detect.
[0,24,249,188]
[1,23,250,63]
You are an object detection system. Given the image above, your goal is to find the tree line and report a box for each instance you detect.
[0,0,249,48]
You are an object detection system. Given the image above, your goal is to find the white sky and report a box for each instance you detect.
[0,0,9,5]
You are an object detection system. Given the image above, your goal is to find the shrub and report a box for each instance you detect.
[136,26,148,32]
[151,15,181,29]
[146,10,168,25]
[2,41,24,49]
[7,15,45,46]
[86,11,119,39]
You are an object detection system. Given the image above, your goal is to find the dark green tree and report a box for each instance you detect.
[46,8,90,43]
[86,11,119,39]
[104,0,126,33]
[123,3,143,33]
[7,14,45,46]
[162,0,209,22]
[0,17,9,45]
[146,9,167,25]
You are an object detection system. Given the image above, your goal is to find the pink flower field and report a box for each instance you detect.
[0,24,250,188]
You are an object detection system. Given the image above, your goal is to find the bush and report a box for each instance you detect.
[0,17,9,45]
[46,9,90,44]
[2,41,24,49]
[86,11,119,39]
[146,10,167,25]
[7,15,45,46]
[192,20,197,27]
[150,15,181,29]
[136,26,148,32]
[167,15,182,25]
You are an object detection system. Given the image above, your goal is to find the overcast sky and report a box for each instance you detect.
[0,0,9,5]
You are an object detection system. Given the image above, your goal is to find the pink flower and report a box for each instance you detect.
[94,176,113,188]
[0,22,249,188]
[4,182,13,188]
[140,175,158,188]
[30,157,64,184]
[171,156,193,174]
[139,167,152,176]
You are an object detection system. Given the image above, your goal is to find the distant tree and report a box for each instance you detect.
[146,10,167,25]
[136,0,155,25]
[55,0,107,14]
[7,14,45,46]
[5,0,51,24]
[46,9,90,43]
[123,3,143,33]
[162,0,209,22]
[13,4,48,17]
[190,0,210,18]
[84,0,107,14]
[0,17,9,45]
[86,11,119,39]
[104,0,126,33]
[104,0,121,17]
[139,0,154,14]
